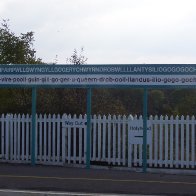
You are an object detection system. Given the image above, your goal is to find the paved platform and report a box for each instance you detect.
[0,163,195,195]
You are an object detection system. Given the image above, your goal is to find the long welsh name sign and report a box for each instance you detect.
[0,64,196,87]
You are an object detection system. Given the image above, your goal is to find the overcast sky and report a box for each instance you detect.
[1,0,196,64]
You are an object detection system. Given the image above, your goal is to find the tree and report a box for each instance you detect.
[148,90,165,115]
[169,89,196,115]
[66,47,88,65]
[0,20,42,114]
[0,19,42,64]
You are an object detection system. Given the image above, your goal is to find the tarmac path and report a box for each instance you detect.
[0,163,195,195]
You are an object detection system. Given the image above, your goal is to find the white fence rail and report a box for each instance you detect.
[0,114,195,169]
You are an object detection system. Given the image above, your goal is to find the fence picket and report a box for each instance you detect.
[21,114,25,161]
[98,115,101,161]
[191,116,195,168]
[1,114,5,157]
[73,115,77,164]
[43,114,47,162]
[128,115,133,167]
[78,115,83,164]
[112,115,117,165]
[149,116,153,167]
[154,115,158,167]
[180,115,185,168]
[165,115,169,167]
[13,114,17,161]
[108,115,111,164]
[169,116,174,168]
[61,114,66,164]
[17,114,21,161]
[52,114,56,162]
[175,116,179,168]
[159,115,163,167]
[57,114,61,163]
[84,114,87,164]
[48,114,52,162]
[122,115,127,166]
[5,114,9,161]
[92,115,97,161]
[186,116,190,168]
[10,114,14,161]
[102,115,106,161]
[117,115,121,165]
[39,114,43,162]
[26,114,30,161]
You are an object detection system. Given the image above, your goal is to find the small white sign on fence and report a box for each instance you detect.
[128,120,152,144]
[62,119,87,128]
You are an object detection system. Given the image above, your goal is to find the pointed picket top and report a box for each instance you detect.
[1,113,4,118]
[26,113,30,120]
[103,115,107,121]
[175,115,179,121]
[123,115,127,121]
[79,114,83,120]
[73,114,77,119]
[92,114,97,122]
[191,115,195,120]
[84,114,87,120]
[113,114,117,120]
[62,113,67,119]
[186,115,190,120]
[57,113,60,118]
[108,114,112,121]
[98,114,102,120]
[48,113,52,119]
[68,114,72,119]
[165,115,169,121]
[10,113,13,119]
[160,115,164,121]
[13,114,17,120]
[18,113,21,119]
[149,115,153,121]
[52,113,56,119]
[117,115,121,120]
[132,114,137,120]
[128,115,133,121]
[170,115,174,122]
[139,115,143,120]
[44,113,47,119]
[22,113,25,119]
[181,115,185,121]
[154,115,158,120]
[39,113,43,119]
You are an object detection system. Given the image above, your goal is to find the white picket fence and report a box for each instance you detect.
[129,115,196,169]
[0,114,195,169]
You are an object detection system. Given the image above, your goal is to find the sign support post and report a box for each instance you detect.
[143,88,148,172]
[86,88,92,169]
[31,87,37,166]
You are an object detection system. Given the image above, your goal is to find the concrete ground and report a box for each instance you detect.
[0,163,196,195]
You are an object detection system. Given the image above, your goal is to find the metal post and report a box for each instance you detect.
[143,88,148,172]
[31,87,37,166]
[86,88,92,169]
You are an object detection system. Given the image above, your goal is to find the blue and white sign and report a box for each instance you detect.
[62,119,87,128]
[0,64,196,87]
